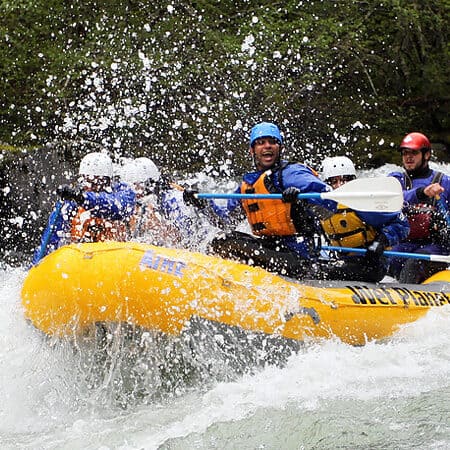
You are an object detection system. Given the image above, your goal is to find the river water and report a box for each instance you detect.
[1,264,450,450]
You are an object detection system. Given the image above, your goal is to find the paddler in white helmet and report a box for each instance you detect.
[119,157,194,246]
[32,152,136,264]
[314,156,409,282]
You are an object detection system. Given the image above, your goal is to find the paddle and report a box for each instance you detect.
[33,200,63,265]
[195,177,404,212]
[322,245,450,264]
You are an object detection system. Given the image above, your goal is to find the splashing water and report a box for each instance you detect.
[2,265,450,449]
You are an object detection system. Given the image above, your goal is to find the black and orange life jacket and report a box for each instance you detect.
[320,204,377,248]
[241,166,297,236]
[71,207,127,243]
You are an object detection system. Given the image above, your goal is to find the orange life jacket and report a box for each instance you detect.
[320,204,377,248]
[126,201,161,239]
[71,207,127,243]
[241,171,297,236]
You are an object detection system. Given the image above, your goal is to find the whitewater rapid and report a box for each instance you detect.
[2,265,450,449]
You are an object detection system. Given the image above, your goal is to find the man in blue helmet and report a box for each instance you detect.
[183,121,335,278]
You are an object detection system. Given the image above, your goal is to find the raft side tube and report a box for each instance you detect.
[21,242,450,345]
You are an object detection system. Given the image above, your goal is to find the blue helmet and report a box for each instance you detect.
[249,122,283,147]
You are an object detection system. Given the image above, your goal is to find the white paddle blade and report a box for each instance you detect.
[322,177,404,212]
[430,255,450,264]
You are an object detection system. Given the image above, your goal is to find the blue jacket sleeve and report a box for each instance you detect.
[437,174,450,227]
[161,189,194,229]
[388,171,422,204]
[82,182,136,220]
[389,169,450,222]
[357,210,410,247]
[438,173,450,209]
[388,170,450,207]
[379,213,410,246]
[282,164,336,211]
[207,185,242,220]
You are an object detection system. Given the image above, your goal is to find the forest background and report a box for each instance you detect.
[1,0,449,174]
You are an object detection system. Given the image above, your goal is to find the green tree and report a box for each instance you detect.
[0,0,448,172]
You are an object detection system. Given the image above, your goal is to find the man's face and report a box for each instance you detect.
[251,137,281,171]
[326,174,356,190]
[401,148,429,172]
[79,175,111,192]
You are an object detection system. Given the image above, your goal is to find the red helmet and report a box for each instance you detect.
[399,132,431,151]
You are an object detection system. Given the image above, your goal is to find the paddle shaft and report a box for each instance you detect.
[322,245,450,264]
[198,192,319,200]
[196,191,400,212]
[34,201,63,264]
[194,177,404,212]
[196,192,401,201]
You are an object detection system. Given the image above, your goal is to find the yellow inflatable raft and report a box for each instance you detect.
[21,241,450,346]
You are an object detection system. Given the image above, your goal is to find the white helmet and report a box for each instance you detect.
[119,160,143,185]
[79,152,113,178]
[321,156,356,181]
[119,157,160,186]
[134,157,160,183]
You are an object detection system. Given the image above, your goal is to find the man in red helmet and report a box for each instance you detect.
[388,132,450,283]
